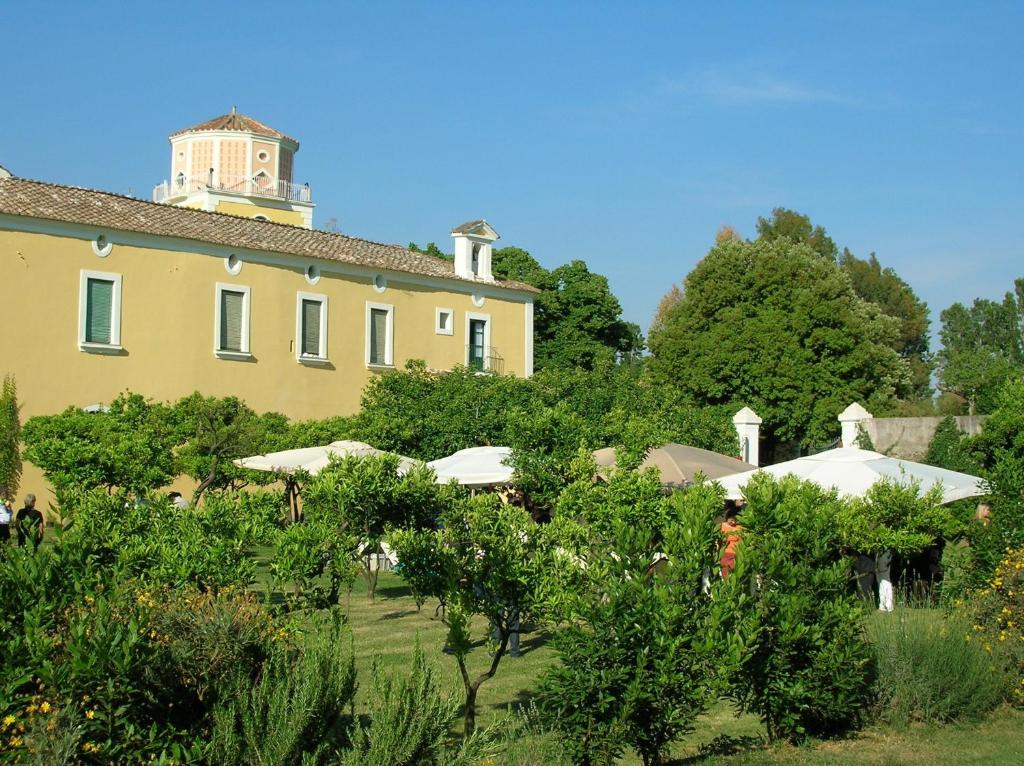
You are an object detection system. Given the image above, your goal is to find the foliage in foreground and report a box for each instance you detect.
[0,374,21,502]
[536,475,743,766]
[867,607,1005,724]
[209,613,357,766]
[389,497,551,737]
[971,547,1024,706]
[725,476,876,742]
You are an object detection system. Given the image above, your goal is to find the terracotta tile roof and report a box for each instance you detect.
[0,177,538,293]
[170,110,298,146]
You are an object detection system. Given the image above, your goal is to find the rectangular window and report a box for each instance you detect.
[465,312,491,371]
[435,307,454,336]
[366,302,394,367]
[214,283,251,357]
[78,270,122,350]
[296,292,328,362]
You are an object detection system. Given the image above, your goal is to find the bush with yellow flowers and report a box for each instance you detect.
[971,547,1024,705]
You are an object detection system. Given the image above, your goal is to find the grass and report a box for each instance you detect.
[256,567,1024,765]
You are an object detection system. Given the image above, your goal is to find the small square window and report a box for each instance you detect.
[78,270,122,351]
[215,283,251,357]
[435,307,454,336]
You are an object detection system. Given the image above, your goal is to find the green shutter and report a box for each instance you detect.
[301,299,322,356]
[220,290,245,352]
[85,278,114,344]
[370,308,388,365]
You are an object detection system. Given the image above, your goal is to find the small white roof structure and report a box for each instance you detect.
[428,446,514,488]
[233,440,419,476]
[716,446,986,505]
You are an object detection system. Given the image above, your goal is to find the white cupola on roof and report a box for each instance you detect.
[451,219,499,281]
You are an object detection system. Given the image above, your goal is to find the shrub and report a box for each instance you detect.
[867,607,1005,723]
[202,489,287,548]
[208,612,357,766]
[61,489,255,591]
[535,481,742,766]
[725,475,875,742]
[338,643,504,766]
[143,587,282,718]
[972,547,1024,706]
[0,374,21,501]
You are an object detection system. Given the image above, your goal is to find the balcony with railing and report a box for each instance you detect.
[152,174,312,204]
[467,345,504,374]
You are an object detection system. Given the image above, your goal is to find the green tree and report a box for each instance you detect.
[924,416,984,475]
[0,375,21,502]
[21,393,177,496]
[839,250,933,400]
[725,475,875,741]
[388,498,549,736]
[974,376,1024,547]
[536,481,741,766]
[535,260,642,369]
[935,278,1024,414]
[171,393,289,502]
[298,455,451,602]
[755,207,838,261]
[648,237,907,455]
[491,245,548,285]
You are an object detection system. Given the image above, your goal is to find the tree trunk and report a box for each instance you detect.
[457,632,509,737]
[192,463,219,505]
[364,554,378,602]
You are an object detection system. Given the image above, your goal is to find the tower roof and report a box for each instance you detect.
[170,108,298,146]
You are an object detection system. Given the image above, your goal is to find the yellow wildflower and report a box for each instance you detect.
[39,702,51,714]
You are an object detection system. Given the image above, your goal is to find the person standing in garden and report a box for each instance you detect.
[720,502,744,579]
[0,496,12,546]
[16,493,44,550]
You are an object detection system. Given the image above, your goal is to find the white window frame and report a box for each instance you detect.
[296,291,329,363]
[435,307,454,336]
[214,282,252,359]
[78,269,123,353]
[365,301,394,368]
[465,311,491,371]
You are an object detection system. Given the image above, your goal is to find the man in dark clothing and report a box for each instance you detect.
[16,493,44,550]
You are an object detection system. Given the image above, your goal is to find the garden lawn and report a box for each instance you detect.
[266,570,1024,765]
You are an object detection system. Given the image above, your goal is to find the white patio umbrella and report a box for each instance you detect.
[716,446,986,505]
[233,440,421,522]
[427,446,514,488]
[716,446,987,612]
[233,440,419,477]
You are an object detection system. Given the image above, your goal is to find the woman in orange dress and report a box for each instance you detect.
[719,504,743,579]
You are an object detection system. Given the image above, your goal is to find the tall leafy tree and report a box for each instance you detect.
[0,375,21,502]
[21,393,177,496]
[533,260,642,370]
[935,278,1024,414]
[536,478,742,766]
[755,207,838,261]
[648,237,907,455]
[171,393,289,502]
[839,250,933,399]
[389,497,550,737]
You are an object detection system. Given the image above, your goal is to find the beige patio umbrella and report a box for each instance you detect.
[593,443,755,488]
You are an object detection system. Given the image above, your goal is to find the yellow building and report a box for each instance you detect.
[0,112,536,503]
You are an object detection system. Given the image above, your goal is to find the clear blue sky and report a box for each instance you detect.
[2,2,1021,338]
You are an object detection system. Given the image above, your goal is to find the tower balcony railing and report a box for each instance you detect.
[152,174,312,204]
